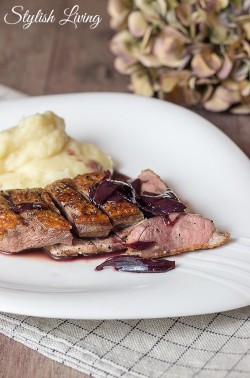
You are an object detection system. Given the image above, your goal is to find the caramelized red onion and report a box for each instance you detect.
[139,195,186,217]
[12,203,50,213]
[95,255,175,273]
[91,180,120,205]
[89,173,186,220]
[122,241,156,250]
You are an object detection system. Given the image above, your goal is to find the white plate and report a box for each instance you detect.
[0,93,249,319]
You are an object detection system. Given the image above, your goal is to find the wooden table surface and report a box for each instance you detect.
[0,0,249,377]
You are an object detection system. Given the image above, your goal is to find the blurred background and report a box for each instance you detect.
[0,0,128,95]
[0,0,249,156]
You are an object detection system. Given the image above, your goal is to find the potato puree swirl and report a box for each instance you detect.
[0,111,113,189]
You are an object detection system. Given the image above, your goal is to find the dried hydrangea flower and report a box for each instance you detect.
[108,0,250,113]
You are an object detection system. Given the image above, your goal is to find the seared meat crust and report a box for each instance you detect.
[47,179,112,238]
[74,173,144,229]
[1,189,72,252]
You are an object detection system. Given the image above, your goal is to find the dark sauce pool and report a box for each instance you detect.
[0,248,49,261]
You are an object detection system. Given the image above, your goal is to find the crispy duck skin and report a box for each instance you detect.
[73,173,144,229]
[73,172,105,193]
[46,179,112,238]
[0,194,29,252]
[7,188,72,250]
[0,194,24,237]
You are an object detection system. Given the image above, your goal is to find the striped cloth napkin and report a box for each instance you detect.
[0,85,249,378]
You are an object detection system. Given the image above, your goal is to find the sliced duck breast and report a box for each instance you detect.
[0,193,30,253]
[73,173,144,229]
[126,214,230,258]
[47,179,112,238]
[5,188,72,252]
[138,169,168,194]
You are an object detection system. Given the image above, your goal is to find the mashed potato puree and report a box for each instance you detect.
[0,111,113,189]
